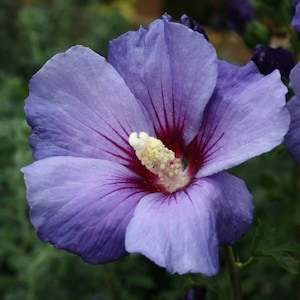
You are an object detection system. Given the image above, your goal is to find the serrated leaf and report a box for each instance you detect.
[251,219,274,254]
[252,220,300,274]
[268,253,299,275]
[256,248,299,274]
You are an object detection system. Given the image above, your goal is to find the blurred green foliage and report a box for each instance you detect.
[1,0,300,299]
[0,0,132,80]
[244,0,300,53]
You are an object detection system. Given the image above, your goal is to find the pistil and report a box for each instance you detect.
[129,132,190,192]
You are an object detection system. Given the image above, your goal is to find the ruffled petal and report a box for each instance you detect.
[21,157,147,263]
[285,96,300,164]
[125,171,252,276]
[195,61,290,177]
[108,16,217,151]
[26,46,154,165]
[211,172,253,245]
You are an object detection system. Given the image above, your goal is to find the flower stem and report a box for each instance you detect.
[292,163,300,297]
[224,245,243,300]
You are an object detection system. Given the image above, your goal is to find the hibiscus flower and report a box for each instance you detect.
[251,44,295,79]
[227,0,256,34]
[22,15,290,276]
[293,0,300,32]
[285,63,300,163]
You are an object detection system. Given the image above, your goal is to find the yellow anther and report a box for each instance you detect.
[129,132,190,192]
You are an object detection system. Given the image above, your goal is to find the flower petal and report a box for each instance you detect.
[290,62,300,98]
[108,16,217,150]
[251,44,295,79]
[293,2,300,33]
[26,45,154,165]
[21,157,147,263]
[125,172,252,276]
[195,61,289,177]
[285,96,300,164]
[212,173,253,245]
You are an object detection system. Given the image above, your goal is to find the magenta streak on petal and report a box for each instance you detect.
[62,76,153,164]
[200,126,225,165]
[144,77,185,156]
[147,91,184,157]
[162,21,182,140]
[29,87,145,164]
[182,189,193,204]
[196,98,227,164]
[86,126,131,161]
[161,80,171,136]
[95,119,133,156]
[154,84,186,156]
[184,114,224,177]
[88,103,137,153]
[45,178,144,239]
[75,97,139,164]
[147,89,166,136]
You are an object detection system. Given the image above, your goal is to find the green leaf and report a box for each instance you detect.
[263,252,299,275]
[243,20,270,49]
[252,220,300,274]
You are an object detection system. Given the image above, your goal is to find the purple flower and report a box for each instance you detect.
[22,15,290,276]
[293,0,300,32]
[251,44,295,79]
[285,63,300,163]
[227,0,256,34]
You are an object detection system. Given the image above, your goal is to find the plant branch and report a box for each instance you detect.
[224,245,243,300]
